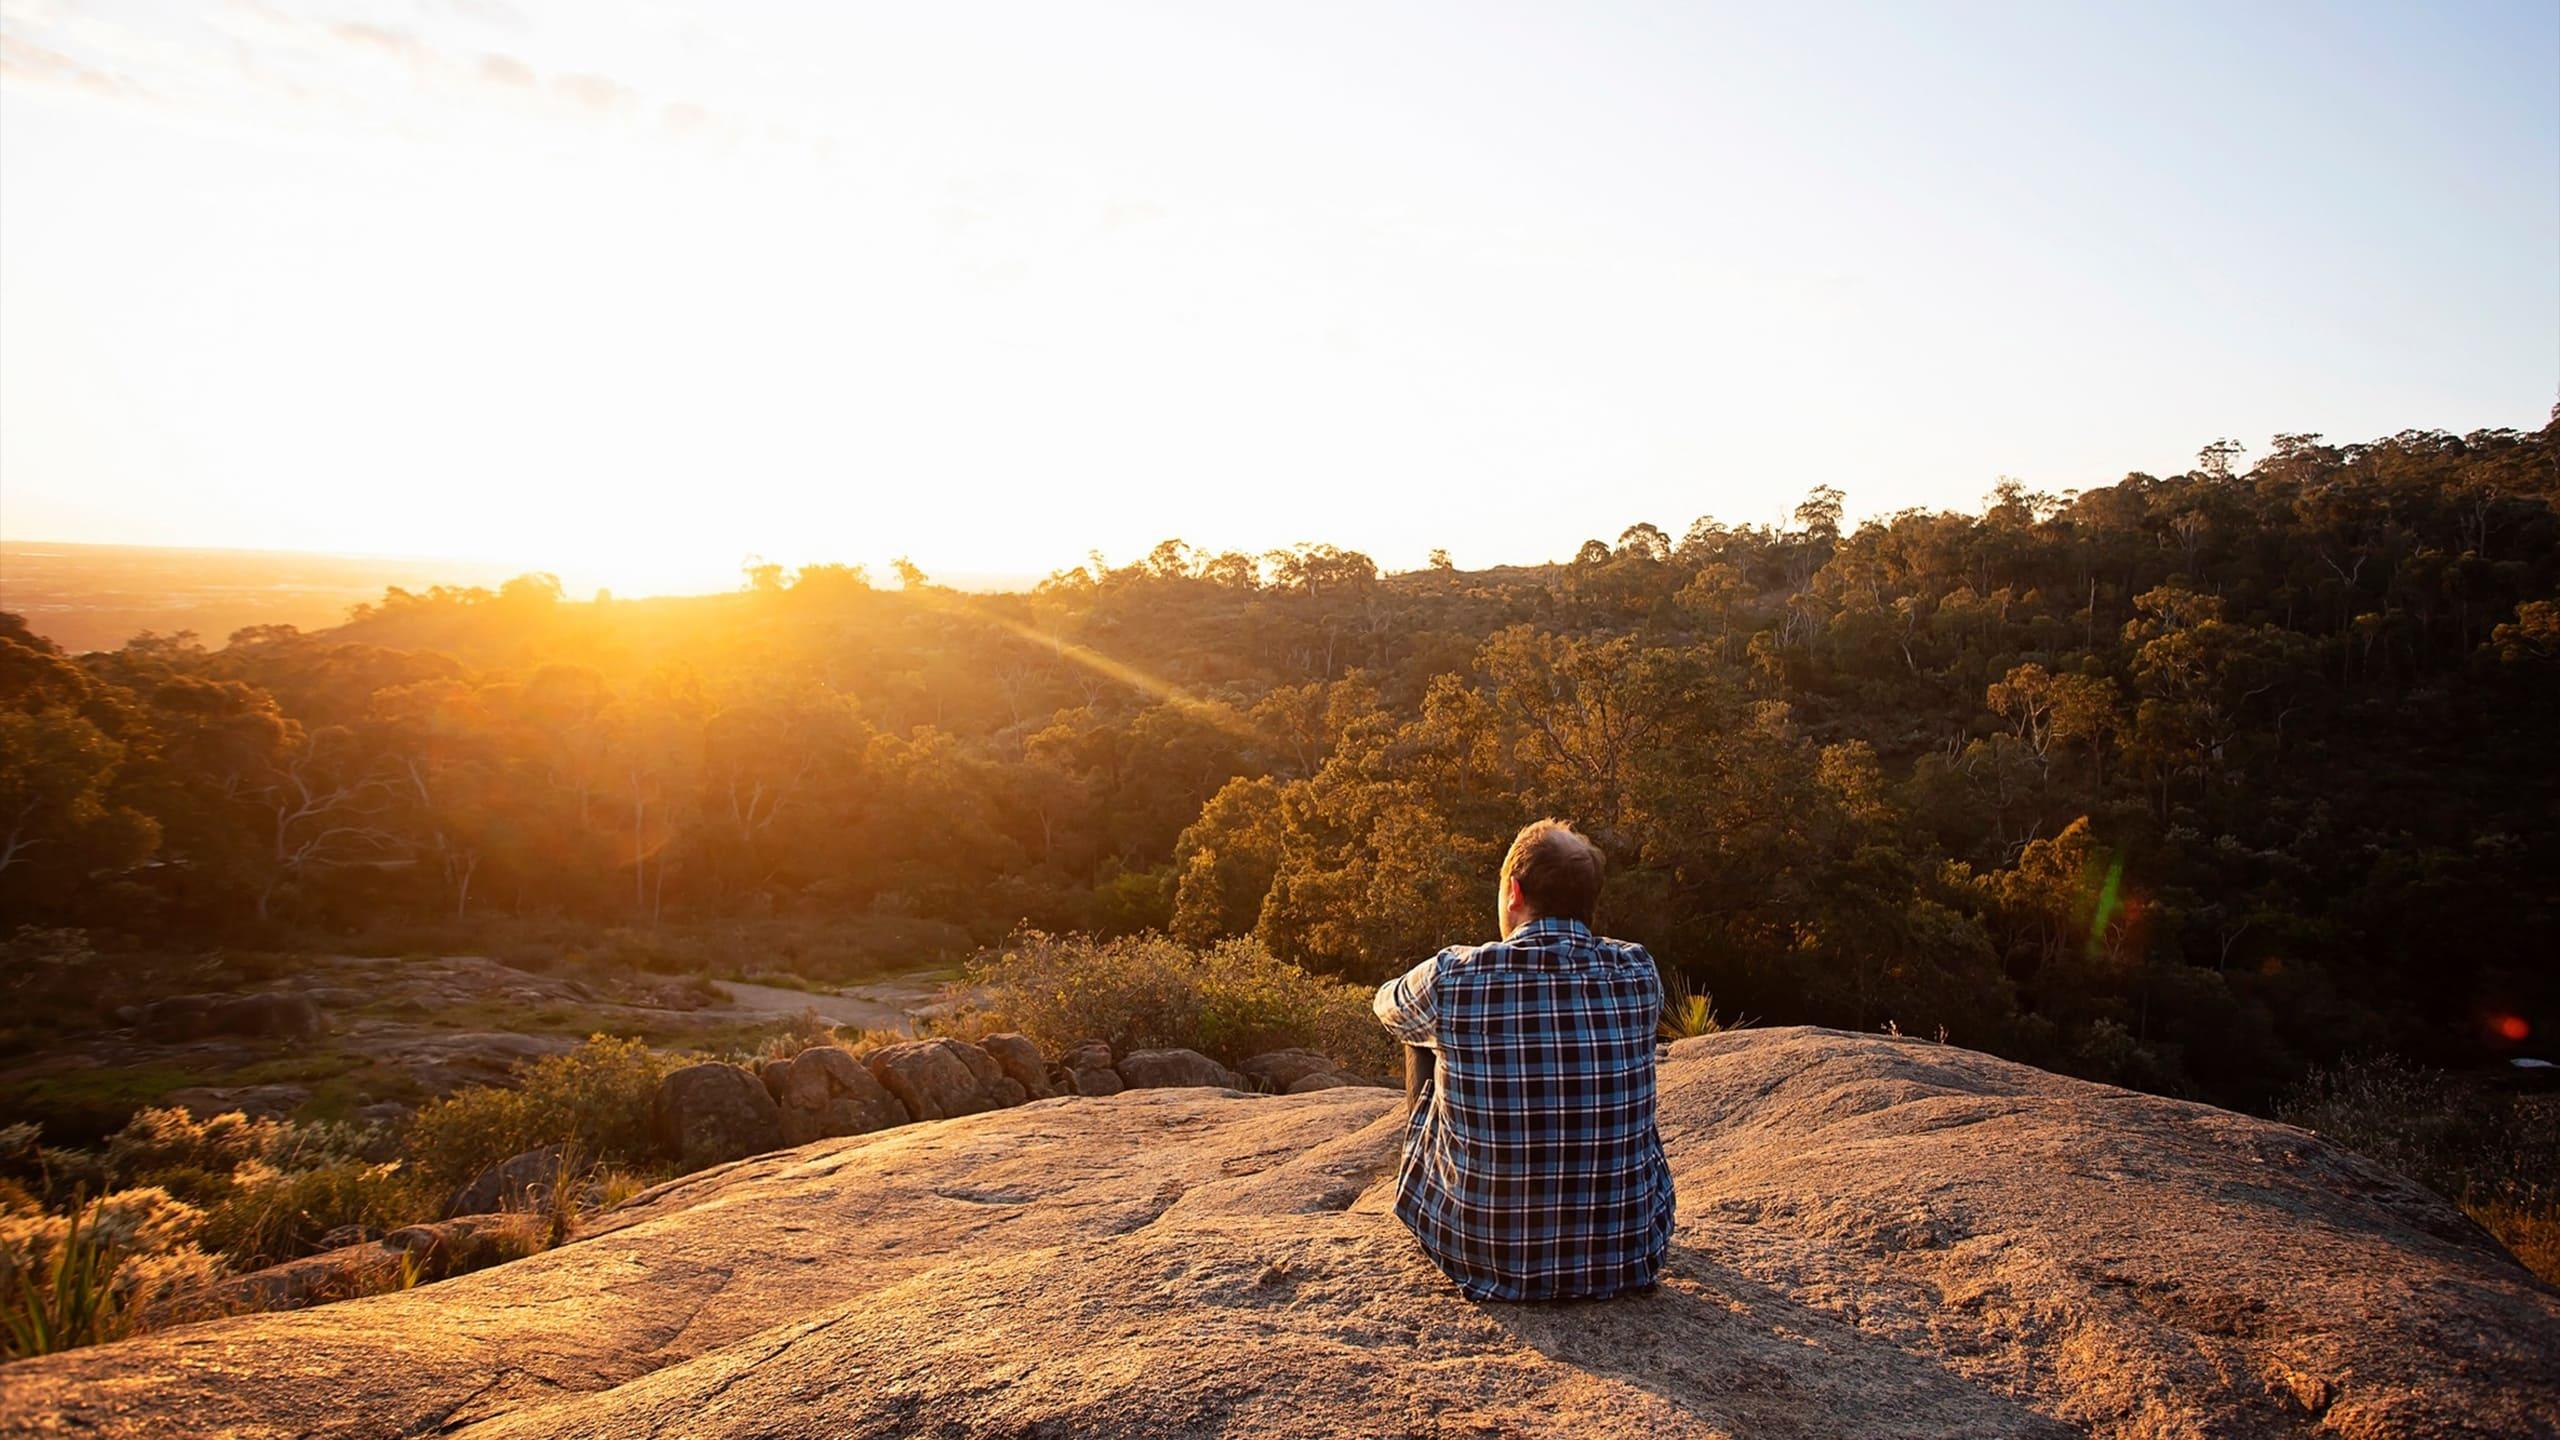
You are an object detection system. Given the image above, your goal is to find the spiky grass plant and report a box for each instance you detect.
[1,1197,127,1359]
[1658,971,1725,1041]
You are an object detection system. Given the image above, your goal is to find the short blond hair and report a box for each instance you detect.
[1500,819,1603,924]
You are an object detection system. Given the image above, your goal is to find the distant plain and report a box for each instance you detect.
[0,541,526,655]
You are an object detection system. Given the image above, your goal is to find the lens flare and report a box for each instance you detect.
[929,591,1271,750]
[2085,857,2125,959]
[2493,1014,2531,1043]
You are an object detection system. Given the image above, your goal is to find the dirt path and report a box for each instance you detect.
[705,974,953,1033]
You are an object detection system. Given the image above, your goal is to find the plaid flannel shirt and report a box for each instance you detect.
[1374,916,1674,1301]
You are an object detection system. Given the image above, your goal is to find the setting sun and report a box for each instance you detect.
[3,4,2557,1433]
[6,3,2555,592]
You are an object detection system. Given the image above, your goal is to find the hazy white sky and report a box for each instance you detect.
[3,0,2554,595]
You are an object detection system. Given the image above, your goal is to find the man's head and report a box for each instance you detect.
[1496,818,1604,938]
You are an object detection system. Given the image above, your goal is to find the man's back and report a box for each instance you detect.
[1375,915,1673,1301]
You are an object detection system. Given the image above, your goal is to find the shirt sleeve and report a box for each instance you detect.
[1374,951,1445,1046]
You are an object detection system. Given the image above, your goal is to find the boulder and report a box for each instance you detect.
[412,1032,569,1064]
[183,1211,544,1320]
[1115,1047,1240,1091]
[1285,1072,1354,1093]
[979,1032,1057,1100]
[133,992,322,1042]
[1060,1039,1121,1095]
[391,1032,578,1095]
[21,1027,2559,1439]
[757,1058,794,1103]
[863,1038,1020,1122]
[214,992,322,1038]
[444,1146,572,1219]
[651,1062,783,1168]
[775,1046,908,1144]
[1237,1048,1343,1091]
[163,1084,311,1121]
[181,1239,411,1318]
[945,1037,1029,1108]
[379,1214,529,1273]
[129,994,208,1039]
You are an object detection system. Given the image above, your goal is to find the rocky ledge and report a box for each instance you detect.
[5,1028,2556,1439]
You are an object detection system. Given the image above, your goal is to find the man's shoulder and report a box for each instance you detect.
[1425,939,1501,976]
[1439,929,1658,971]
[1592,934,1656,964]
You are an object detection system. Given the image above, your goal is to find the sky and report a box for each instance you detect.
[2,1,2555,597]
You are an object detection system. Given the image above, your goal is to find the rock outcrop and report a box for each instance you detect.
[443,1146,573,1219]
[1059,1038,1123,1096]
[1113,1045,1240,1090]
[160,1082,313,1120]
[861,1037,1022,1121]
[183,1214,528,1318]
[10,1028,2558,1439]
[1236,1045,1380,1093]
[977,1031,1057,1100]
[129,991,323,1042]
[770,1045,906,1145]
[1236,1045,1340,1089]
[649,1061,782,1168]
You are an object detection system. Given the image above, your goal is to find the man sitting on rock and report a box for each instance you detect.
[1373,818,1674,1301]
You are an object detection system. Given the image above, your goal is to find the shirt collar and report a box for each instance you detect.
[1512,916,1593,941]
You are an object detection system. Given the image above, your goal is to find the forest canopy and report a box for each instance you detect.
[4,423,2555,1106]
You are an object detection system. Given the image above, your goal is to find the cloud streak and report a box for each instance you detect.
[0,32,135,98]
[4,0,748,153]
[552,70,631,114]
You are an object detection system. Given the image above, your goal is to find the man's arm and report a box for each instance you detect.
[1373,953,1442,1046]
[1377,953,1445,1114]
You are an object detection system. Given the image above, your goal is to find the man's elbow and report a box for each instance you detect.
[1371,980,1403,1029]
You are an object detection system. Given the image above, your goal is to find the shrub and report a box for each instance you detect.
[105,1107,285,1181]
[0,1187,223,1359]
[2278,1055,2560,1283]
[200,1161,431,1269]
[838,1026,914,1057]
[748,1008,843,1061]
[404,1036,674,1190]
[971,930,1398,1074]
[1,1200,126,1358]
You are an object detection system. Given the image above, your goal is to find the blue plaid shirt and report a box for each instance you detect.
[1374,916,1673,1301]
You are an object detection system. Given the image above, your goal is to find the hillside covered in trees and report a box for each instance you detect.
[5,423,2555,1105]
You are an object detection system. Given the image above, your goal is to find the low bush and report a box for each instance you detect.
[2278,1055,2560,1283]
[746,1007,846,1061]
[104,1107,284,1181]
[971,930,1398,1075]
[1,1187,222,1359]
[201,1161,431,1269]
[404,1036,675,1191]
